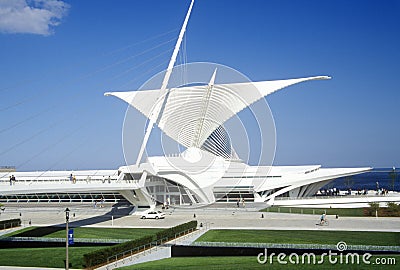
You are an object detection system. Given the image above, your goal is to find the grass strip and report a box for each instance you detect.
[195,230,400,246]
[0,246,105,269]
[45,227,163,239]
[119,256,400,270]
[3,226,162,240]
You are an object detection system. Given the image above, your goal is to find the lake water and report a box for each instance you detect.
[324,168,399,191]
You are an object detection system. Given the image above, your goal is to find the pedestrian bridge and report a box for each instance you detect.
[0,170,150,207]
[0,178,141,196]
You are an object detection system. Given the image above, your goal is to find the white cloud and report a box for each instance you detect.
[0,0,70,36]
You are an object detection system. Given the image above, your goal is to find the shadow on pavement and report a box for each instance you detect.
[12,204,134,237]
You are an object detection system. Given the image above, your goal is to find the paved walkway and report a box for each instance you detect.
[1,204,400,231]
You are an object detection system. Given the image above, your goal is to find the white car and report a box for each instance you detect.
[140,211,166,219]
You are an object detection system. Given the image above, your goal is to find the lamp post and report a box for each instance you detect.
[65,207,70,270]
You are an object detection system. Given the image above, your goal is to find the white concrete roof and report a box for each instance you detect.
[105,76,330,151]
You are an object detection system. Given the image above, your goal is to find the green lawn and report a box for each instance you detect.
[0,246,105,269]
[45,227,163,239]
[0,226,164,268]
[2,226,36,237]
[3,226,162,240]
[196,230,400,246]
[261,206,365,217]
[119,256,400,270]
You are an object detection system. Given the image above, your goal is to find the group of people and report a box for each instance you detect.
[102,176,112,184]
[94,198,105,208]
[9,175,16,185]
[377,188,389,196]
[317,187,374,196]
[69,174,77,184]
[236,198,246,207]
[318,187,392,197]
[69,174,113,184]
[352,188,368,195]
[318,188,339,196]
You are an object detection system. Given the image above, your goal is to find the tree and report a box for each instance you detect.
[386,202,399,213]
[369,202,380,217]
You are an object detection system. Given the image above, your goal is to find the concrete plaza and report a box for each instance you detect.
[0,203,399,270]
[1,203,399,232]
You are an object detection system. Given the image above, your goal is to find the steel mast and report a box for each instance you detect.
[135,0,195,166]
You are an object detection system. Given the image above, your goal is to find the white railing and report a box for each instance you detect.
[0,178,136,186]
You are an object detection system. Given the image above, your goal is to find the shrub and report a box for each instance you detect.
[0,219,21,230]
[367,202,380,216]
[83,235,154,267]
[83,220,197,268]
[386,202,399,213]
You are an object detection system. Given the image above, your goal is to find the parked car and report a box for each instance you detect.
[140,211,165,219]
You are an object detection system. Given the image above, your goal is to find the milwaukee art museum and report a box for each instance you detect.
[0,71,370,210]
[0,0,370,211]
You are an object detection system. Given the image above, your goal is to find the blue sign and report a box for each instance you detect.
[68,229,74,245]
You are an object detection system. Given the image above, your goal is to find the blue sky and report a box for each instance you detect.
[0,0,399,171]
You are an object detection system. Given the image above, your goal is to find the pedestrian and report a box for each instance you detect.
[320,213,327,225]
[9,176,12,186]
[242,198,245,207]
[237,199,240,207]
[11,175,16,184]
[69,174,73,183]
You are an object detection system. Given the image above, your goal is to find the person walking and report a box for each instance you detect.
[11,175,16,185]
[320,213,327,225]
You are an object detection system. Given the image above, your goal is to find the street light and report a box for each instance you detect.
[65,207,70,270]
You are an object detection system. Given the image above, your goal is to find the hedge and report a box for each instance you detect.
[83,220,197,268]
[83,235,154,267]
[155,220,197,241]
[0,219,21,230]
